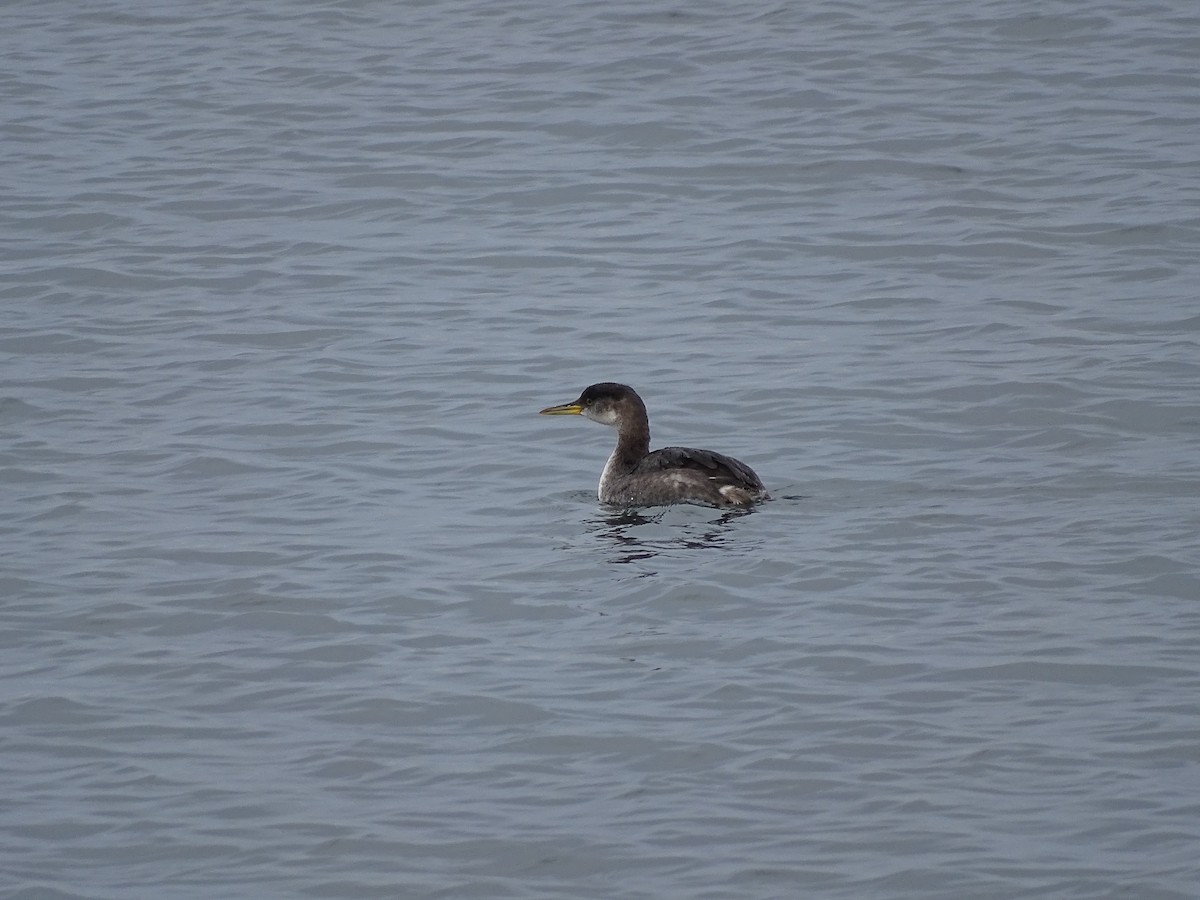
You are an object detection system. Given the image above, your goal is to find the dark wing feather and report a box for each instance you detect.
[639,445,765,491]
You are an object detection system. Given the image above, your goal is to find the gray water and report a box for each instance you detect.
[3,1,1199,897]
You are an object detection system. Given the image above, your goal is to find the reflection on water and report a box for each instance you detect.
[588,505,759,564]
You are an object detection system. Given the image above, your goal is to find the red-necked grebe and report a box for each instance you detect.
[539,382,768,509]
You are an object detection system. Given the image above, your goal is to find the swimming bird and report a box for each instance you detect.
[539,382,768,509]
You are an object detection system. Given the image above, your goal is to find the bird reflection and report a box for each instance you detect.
[586,505,758,565]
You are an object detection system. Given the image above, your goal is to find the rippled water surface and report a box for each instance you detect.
[4,1,1200,897]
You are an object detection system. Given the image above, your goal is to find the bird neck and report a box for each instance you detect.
[611,420,650,471]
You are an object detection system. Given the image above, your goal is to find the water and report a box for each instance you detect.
[3,1,1199,897]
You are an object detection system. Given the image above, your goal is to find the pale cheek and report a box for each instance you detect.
[585,408,616,426]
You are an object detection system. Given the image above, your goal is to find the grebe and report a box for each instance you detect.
[539,382,768,509]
